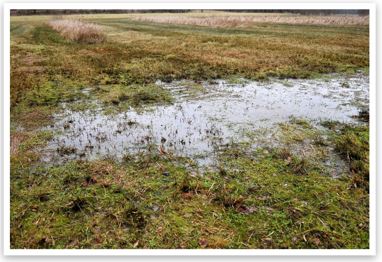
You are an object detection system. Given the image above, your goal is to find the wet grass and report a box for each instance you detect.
[24,79,85,107]
[97,84,173,109]
[11,14,368,109]
[334,124,369,191]
[10,118,369,249]
[178,80,207,96]
[9,13,370,249]
[9,14,369,145]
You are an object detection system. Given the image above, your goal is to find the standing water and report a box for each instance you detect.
[42,74,369,164]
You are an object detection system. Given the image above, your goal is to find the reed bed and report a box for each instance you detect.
[48,19,106,43]
[130,13,369,28]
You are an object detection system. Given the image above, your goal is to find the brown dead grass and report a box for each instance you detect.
[130,13,369,28]
[14,107,53,130]
[48,19,106,43]
[10,13,369,108]
[10,133,27,155]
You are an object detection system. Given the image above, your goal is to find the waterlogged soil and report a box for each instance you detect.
[42,74,369,165]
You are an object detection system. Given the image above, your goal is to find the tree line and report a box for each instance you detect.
[11,9,369,16]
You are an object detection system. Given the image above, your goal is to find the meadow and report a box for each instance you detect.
[10,12,369,249]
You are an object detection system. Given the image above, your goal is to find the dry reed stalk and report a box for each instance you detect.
[131,14,369,28]
[48,19,106,43]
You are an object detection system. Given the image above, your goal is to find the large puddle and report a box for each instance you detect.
[42,74,369,165]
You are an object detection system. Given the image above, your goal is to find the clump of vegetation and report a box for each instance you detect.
[227,76,248,85]
[335,125,369,190]
[99,84,173,108]
[18,130,54,152]
[24,79,84,106]
[57,146,77,156]
[289,117,312,129]
[11,105,54,131]
[11,130,53,167]
[48,19,106,44]
[183,81,205,94]
[352,109,369,123]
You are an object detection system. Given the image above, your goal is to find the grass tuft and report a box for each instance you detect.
[48,19,106,44]
[99,84,173,108]
[335,125,369,190]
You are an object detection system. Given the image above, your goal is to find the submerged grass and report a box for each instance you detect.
[10,13,370,249]
[10,118,369,249]
[98,84,173,108]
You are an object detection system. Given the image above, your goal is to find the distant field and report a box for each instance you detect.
[10,12,370,249]
[127,12,369,27]
[10,12,369,106]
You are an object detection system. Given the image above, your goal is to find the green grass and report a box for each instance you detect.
[9,13,370,249]
[10,118,369,249]
[10,14,368,109]
[10,14,369,128]
[97,83,173,108]
[334,124,369,191]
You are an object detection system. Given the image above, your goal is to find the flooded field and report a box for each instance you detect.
[42,73,369,165]
[10,12,371,250]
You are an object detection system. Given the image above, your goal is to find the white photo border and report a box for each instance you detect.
[2,2,376,256]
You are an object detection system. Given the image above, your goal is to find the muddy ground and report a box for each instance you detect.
[10,13,370,249]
